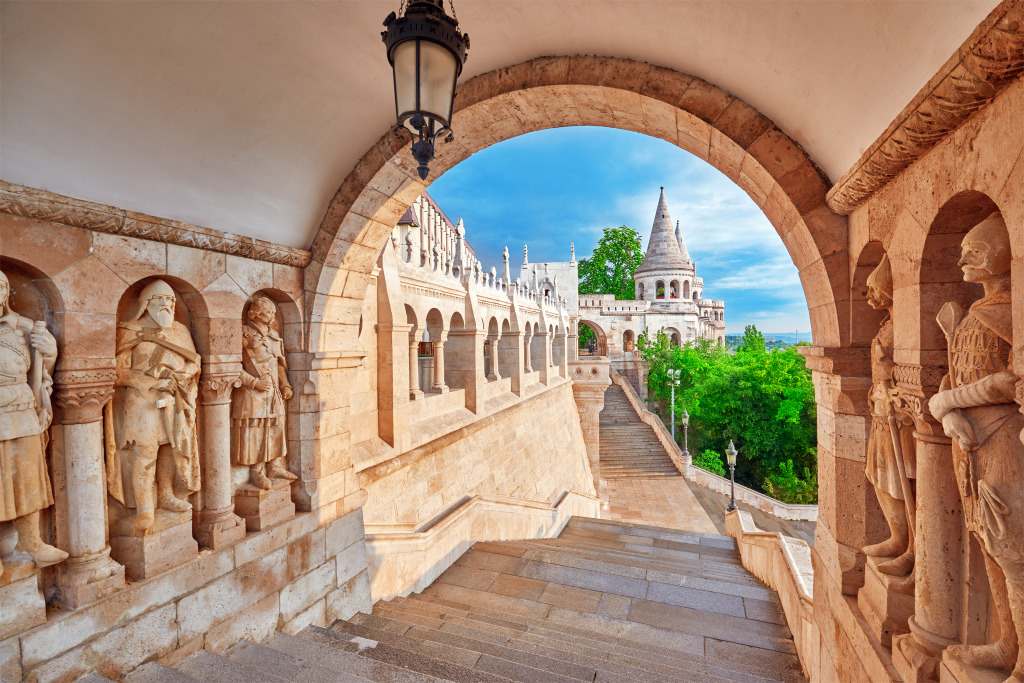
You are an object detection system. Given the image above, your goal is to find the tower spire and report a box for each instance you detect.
[634,187,690,276]
[675,220,691,263]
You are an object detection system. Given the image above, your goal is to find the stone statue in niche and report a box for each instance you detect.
[0,270,67,577]
[861,255,916,578]
[106,280,201,537]
[928,212,1024,680]
[232,295,295,488]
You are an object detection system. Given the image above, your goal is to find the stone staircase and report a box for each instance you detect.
[117,517,804,683]
[600,384,681,478]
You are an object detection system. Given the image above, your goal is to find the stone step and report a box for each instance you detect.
[343,613,595,682]
[125,662,201,683]
[351,607,716,683]
[176,650,287,683]
[260,632,443,682]
[385,594,712,675]
[226,639,373,682]
[302,624,514,683]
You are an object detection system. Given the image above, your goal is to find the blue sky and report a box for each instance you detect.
[427,127,811,336]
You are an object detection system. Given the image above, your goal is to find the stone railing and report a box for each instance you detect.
[609,368,818,522]
[726,509,816,679]
[364,491,600,601]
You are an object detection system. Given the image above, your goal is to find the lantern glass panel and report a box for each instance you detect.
[419,40,457,124]
[393,40,419,128]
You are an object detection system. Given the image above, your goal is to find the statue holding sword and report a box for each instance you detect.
[106,280,201,537]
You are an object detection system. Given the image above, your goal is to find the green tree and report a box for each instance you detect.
[639,325,817,502]
[692,449,726,477]
[578,226,644,300]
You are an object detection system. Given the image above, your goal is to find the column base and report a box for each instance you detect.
[233,479,296,531]
[0,572,46,639]
[409,390,424,401]
[431,385,449,394]
[858,556,914,647]
[940,653,1008,683]
[56,547,126,608]
[893,617,957,683]
[110,510,198,581]
[194,506,246,549]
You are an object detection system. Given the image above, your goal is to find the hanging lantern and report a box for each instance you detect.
[382,0,470,180]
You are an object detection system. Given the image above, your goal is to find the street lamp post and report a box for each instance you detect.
[681,408,689,460]
[667,369,681,442]
[726,440,738,512]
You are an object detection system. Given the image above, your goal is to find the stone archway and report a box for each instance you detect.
[578,319,610,356]
[305,55,848,357]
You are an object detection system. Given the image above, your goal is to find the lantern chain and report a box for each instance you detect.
[448,0,459,24]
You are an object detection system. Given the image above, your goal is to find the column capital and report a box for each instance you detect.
[53,368,117,424]
[199,372,242,405]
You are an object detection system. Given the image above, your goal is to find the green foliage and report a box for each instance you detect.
[638,324,817,502]
[578,324,596,349]
[764,460,818,505]
[692,449,726,477]
[578,226,644,300]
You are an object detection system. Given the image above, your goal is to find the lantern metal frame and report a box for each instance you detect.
[382,0,470,180]
[726,440,738,512]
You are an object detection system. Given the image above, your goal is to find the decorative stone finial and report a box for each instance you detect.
[523,245,528,266]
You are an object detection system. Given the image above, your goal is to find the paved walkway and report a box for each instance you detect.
[604,477,720,535]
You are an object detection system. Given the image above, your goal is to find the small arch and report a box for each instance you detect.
[656,280,665,299]
[850,241,888,347]
[623,329,635,352]
[670,280,679,299]
[682,280,690,299]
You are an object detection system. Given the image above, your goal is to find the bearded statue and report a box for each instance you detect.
[106,280,201,537]
[0,269,67,577]
[928,212,1024,679]
[231,296,295,489]
[861,254,916,578]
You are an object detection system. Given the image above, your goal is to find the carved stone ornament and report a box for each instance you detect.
[54,368,117,424]
[926,212,1024,679]
[0,181,311,268]
[0,269,69,578]
[827,4,1024,214]
[199,374,242,405]
[105,280,202,537]
[231,295,296,491]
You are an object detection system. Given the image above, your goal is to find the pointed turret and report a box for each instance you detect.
[634,187,690,275]
[675,220,691,263]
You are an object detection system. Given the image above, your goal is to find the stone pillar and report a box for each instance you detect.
[409,338,423,400]
[523,333,533,373]
[569,359,611,503]
[487,336,501,381]
[376,322,412,451]
[536,331,551,385]
[51,367,126,608]
[195,369,246,549]
[447,329,485,413]
[503,332,525,396]
[893,431,961,682]
[431,333,449,393]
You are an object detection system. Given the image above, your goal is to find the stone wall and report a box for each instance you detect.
[359,380,595,530]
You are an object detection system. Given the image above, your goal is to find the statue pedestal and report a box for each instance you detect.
[858,556,914,647]
[194,507,246,550]
[109,510,198,581]
[0,569,46,639]
[233,479,295,531]
[940,654,1007,683]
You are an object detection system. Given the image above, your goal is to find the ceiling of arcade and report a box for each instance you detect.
[0,0,998,252]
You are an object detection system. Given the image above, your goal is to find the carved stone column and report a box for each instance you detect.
[502,331,525,396]
[569,359,611,503]
[536,331,551,385]
[487,336,501,381]
[523,333,533,373]
[409,339,423,400]
[195,370,246,549]
[892,365,961,683]
[52,367,126,608]
[431,333,449,393]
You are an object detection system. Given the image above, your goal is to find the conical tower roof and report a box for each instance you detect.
[635,188,690,275]
[675,220,692,263]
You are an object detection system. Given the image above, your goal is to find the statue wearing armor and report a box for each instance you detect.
[231,296,295,489]
[107,280,201,537]
[861,255,916,578]
[929,212,1024,680]
[0,270,67,577]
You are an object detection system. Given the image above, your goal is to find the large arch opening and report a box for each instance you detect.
[307,56,847,358]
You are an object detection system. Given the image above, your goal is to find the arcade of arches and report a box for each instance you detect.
[1,2,1023,681]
